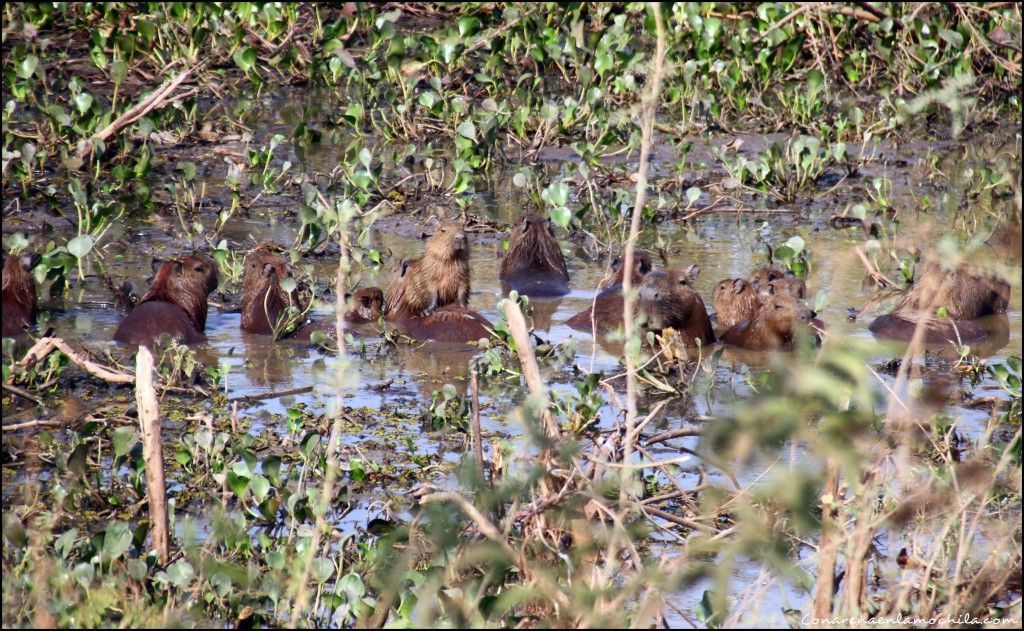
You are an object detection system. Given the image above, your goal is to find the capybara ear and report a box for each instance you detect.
[732,278,746,295]
[400,259,410,276]
[682,264,700,284]
[151,258,165,274]
[263,262,276,277]
[611,255,623,271]
[361,294,372,308]
[20,253,41,271]
[344,292,353,301]
[173,260,184,275]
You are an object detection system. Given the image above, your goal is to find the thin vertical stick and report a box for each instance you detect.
[812,461,840,623]
[620,4,666,492]
[136,345,169,566]
[470,369,484,481]
[501,299,558,438]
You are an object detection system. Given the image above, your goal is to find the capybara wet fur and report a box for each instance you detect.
[390,304,493,344]
[637,268,715,347]
[346,287,385,324]
[2,253,39,337]
[564,251,658,333]
[712,278,760,330]
[500,214,570,297]
[720,293,815,350]
[749,266,787,290]
[385,220,470,318]
[241,248,302,336]
[869,259,1011,344]
[113,253,218,346]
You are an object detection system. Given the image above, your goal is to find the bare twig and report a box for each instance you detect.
[136,346,169,566]
[18,337,134,384]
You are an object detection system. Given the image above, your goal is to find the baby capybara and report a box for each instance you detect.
[113,253,218,346]
[564,251,658,333]
[749,266,787,290]
[241,248,302,336]
[868,260,1011,344]
[499,214,570,297]
[384,220,470,318]
[2,253,39,337]
[345,287,385,325]
[637,268,715,348]
[712,278,760,330]
[762,273,807,299]
[390,303,493,344]
[720,293,814,351]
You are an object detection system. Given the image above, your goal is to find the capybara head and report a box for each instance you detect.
[749,266,787,290]
[713,277,760,329]
[142,253,218,329]
[760,273,807,300]
[2,253,39,336]
[346,287,385,323]
[638,269,703,330]
[611,250,655,285]
[500,213,569,289]
[427,220,469,260]
[756,293,814,338]
[241,249,301,335]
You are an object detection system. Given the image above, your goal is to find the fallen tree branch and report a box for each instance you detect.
[17,337,134,384]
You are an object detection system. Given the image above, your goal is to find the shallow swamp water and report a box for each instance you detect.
[3,91,1021,627]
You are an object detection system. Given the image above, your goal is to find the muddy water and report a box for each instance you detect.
[8,92,1021,625]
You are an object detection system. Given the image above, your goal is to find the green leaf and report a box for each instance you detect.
[165,560,194,588]
[103,521,132,560]
[456,121,476,142]
[111,427,137,459]
[234,46,257,73]
[338,573,366,602]
[457,17,481,37]
[250,475,271,503]
[549,206,571,229]
[17,55,39,79]
[74,92,94,114]
[67,235,94,259]
[685,187,701,204]
[311,557,334,583]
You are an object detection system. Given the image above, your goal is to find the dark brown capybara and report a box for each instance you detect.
[2,253,39,337]
[345,287,385,325]
[868,260,1011,344]
[637,268,715,347]
[241,247,302,336]
[390,303,493,344]
[384,220,470,318]
[761,273,807,299]
[113,253,218,346]
[564,251,660,333]
[499,214,570,297]
[720,293,815,350]
[749,266,787,290]
[712,278,760,330]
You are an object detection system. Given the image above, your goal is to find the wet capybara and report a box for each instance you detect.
[113,253,219,346]
[241,248,302,336]
[761,273,807,299]
[390,303,493,344]
[749,266,787,290]
[564,251,659,333]
[384,220,470,318]
[868,260,1011,344]
[2,253,39,337]
[712,278,760,330]
[720,293,815,351]
[345,287,385,325]
[499,214,570,297]
[637,268,715,347]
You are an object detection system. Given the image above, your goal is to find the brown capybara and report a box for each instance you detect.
[564,251,660,333]
[384,220,470,318]
[749,266,787,290]
[390,303,493,344]
[637,268,715,347]
[868,259,1011,344]
[761,273,807,299]
[113,253,219,346]
[712,278,760,330]
[499,214,570,297]
[345,287,385,324]
[720,293,815,350]
[2,253,39,337]
[241,248,302,336]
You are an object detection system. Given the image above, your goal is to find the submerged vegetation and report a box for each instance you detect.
[3,2,1022,628]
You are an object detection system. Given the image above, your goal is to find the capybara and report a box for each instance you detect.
[113,253,219,346]
[762,273,807,299]
[720,293,815,350]
[749,266,787,290]
[637,268,715,347]
[712,278,760,330]
[564,251,660,333]
[384,220,470,318]
[345,287,385,325]
[241,248,302,336]
[868,259,1011,344]
[390,303,493,344]
[2,253,39,337]
[499,213,570,297]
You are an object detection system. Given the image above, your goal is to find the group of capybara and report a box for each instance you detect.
[1,213,1015,360]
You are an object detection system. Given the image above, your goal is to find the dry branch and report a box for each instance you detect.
[136,346,169,566]
[17,337,134,384]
